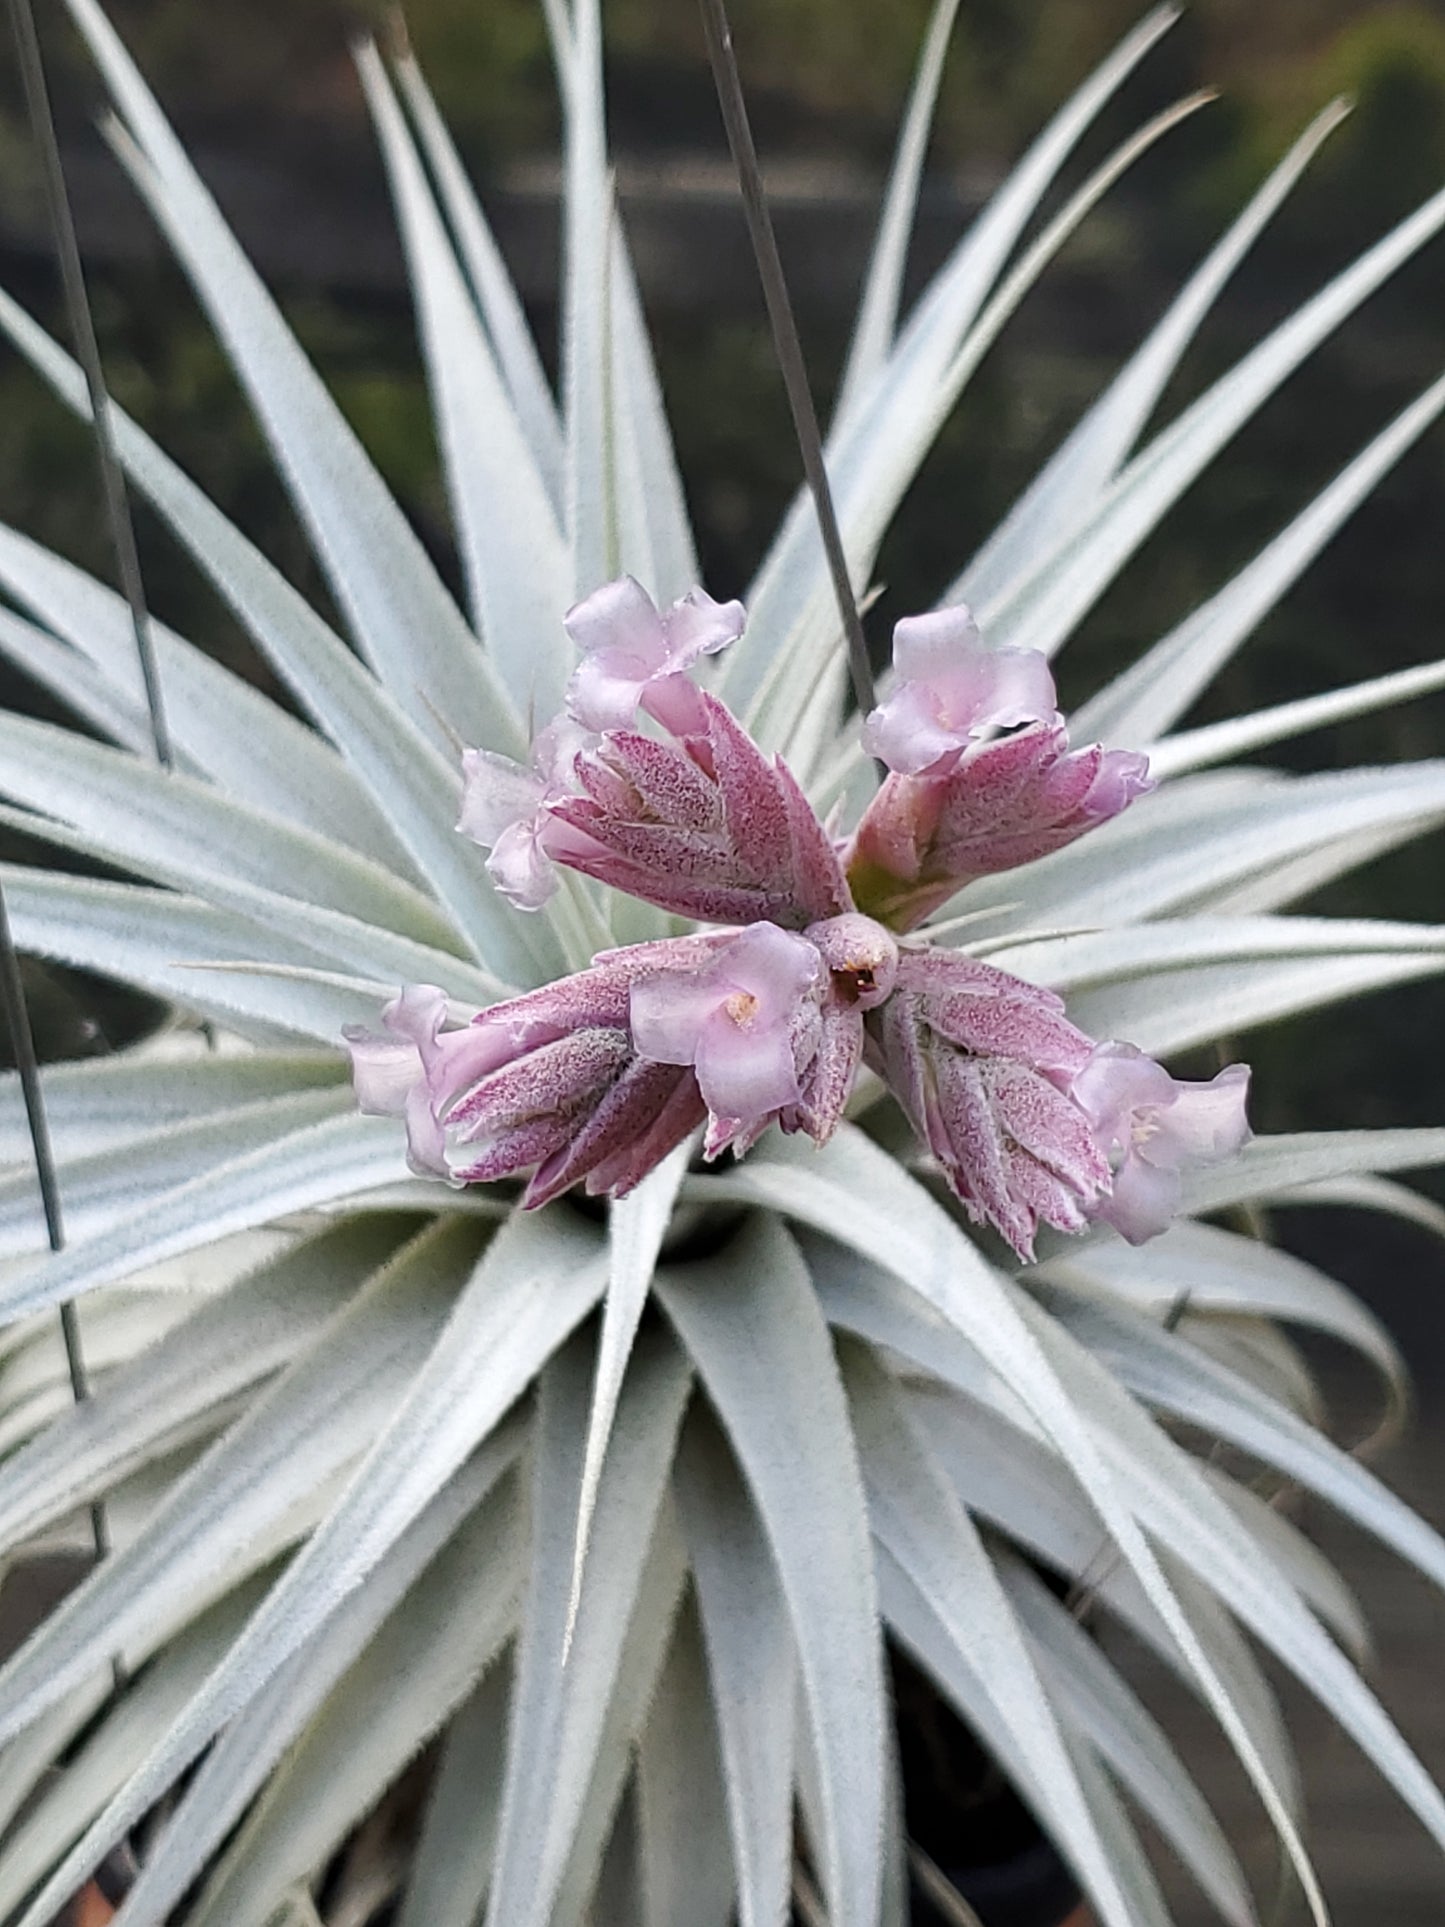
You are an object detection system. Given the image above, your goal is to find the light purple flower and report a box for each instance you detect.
[869,950,1109,1261]
[848,722,1154,930]
[861,604,1058,776]
[458,715,592,911]
[565,575,746,735]
[545,690,852,929]
[1071,1042,1252,1244]
[631,922,825,1158]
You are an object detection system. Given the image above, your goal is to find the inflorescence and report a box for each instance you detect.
[346,581,1248,1260]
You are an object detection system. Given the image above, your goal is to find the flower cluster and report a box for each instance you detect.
[347,579,1249,1259]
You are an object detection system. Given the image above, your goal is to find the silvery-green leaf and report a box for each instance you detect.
[673,1404,796,1927]
[984,180,1445,661]
[956,102,1347,616]
[609,234,700,604]
[1183,1129,1445,1218]
[0,866,394,1042]
[0,1218,407,1553]
[392,51,564,506]
[1045,1290,1445,1594]
[1207,1466,1367,1656]
[1076,369,1445,750]
[0,522,412,872]
[991,764,1445,933]
[0,1680,107,1842]
[1015,1296,1445,1855]
[1273,1173,1445,1242]
[0,800,503,1007]
[841,1337,1139,1927]
[749,88,1213,764]
[567,1141,692,1648]
[0,1106,412,1325]
[831,0,962,427]
[1039,1220,1403,1403]
[62,0,520,760]
[563,0,615,592]
[1063,950,1445,1058]
[699,1128,1323,1913]
[907,1377,1303,1815]
[135,1437,525,1927]
[0,1573,274,1922]
[591,1782,643,1927]
[722,4,1179,721]
[636,1594,735,1927]
[394,1659,513,1927]
[357,43,571,718]
[1149,656,1445,786]
[0,1088,351,1262]
[483,1321,691,1927]
[13,1208,608,1927]
[0,293,555,984]
[0,1046,341,1165]
[0,710,459,953]
[0,1218,477,1750]
[997,1553,1254,1927]
[545,1500,691,1927]
[656,1217,884,1927]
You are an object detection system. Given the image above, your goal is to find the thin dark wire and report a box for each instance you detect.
[696,0,876,721]
[7,0,172,769]
[0,883,114,1576]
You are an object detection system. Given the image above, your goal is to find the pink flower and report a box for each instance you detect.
[629,913,901,1158]
[1071,1043,1252,1244]
[545,690,851,929]
[869,950,1109,1262]
[565,575,746,735]
[848,723,1153,930]
[631,922,824,1158]
[458,715,592,911]
[860,605,1058,776]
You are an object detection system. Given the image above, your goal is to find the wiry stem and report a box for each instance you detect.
[6,0,171,768]
[696,0,876,720]
[0,884,122,1686]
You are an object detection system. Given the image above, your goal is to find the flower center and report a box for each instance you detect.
[724,990,760,1028]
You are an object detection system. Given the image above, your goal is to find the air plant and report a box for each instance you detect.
[2,1,1445,1924]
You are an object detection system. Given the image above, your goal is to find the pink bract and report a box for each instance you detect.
[546,690,851,929]
[848,723,1153,931]
[870,950,1109,1260]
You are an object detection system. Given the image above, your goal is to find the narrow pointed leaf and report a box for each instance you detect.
[357,43,571,720]
[674,1404,796,1927]
[484,1321,692,1927]
[656,1217,885,1927]
[131,1436,524,1927]
[1075,369,1445,747]
[63,0,518,756]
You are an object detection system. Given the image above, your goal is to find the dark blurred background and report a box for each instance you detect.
[1,3,1444,1918]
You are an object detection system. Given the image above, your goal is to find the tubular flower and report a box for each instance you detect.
[457,713,592,911]
[544,689,851,928]
[1071,1042,1252,1244]
[869,949,1111,1261]
[564,574,746,735]
[848,722,1154,930]
[860,604,1059,775]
